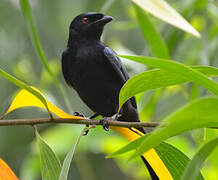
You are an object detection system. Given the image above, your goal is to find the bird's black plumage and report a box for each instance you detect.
[62,12,140,124]
[62,12,158,180]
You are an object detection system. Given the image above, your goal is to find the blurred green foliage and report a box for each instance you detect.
[0,0,218,179]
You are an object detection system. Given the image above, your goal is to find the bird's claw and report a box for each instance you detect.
[83,113,99,136]
[73,112,84,117]
[83,124,89,136]
[100,117,110,131]
[73,112,89,136]
[100,114,121,131]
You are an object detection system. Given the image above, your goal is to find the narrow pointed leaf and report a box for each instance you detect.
[3,87,170,179]
[0,158,19,180]
[109,97,218,158]
[111,127,173,179]
[156,142,203,180]
[3,88,83,120]
[134,4,170,58]
[108,141,203,180]
[19,0,53,77]
[119,55,218,108]
[0,68,52,118]
[19,0,73,113]
[132,0,200,37]
[119,64,218,108]
[182,137,218,180]
[36,131,61,180]
[107,134,146,158]
[131,97,218,159]
[59,128,87,180]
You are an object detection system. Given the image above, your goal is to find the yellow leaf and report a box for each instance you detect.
[2,87,173,180]
[111,127,173,180]
[0,158,19,180]
[3,88,83,120]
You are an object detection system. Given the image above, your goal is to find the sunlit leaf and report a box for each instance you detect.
[157,142,203,180]
[111,127,173,179]
[109,97,218,157]
[0,68,52,118]
[36,130,61,180]
[182,137,218,180]
[0,158,19,180]
[132,0,200,37]
[120,65,218,109]
[108,140,204,180]
[134,4,170,58]
[130,97,218,159]
[106,129,147,158]
[189,83,200,101]
[19,0,72,113]
[5,87,173,180]
[119,55,218,108]
[139,89,163,121]
[3,88,83,120]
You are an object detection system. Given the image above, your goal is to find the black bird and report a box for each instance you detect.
[62,12,158,180]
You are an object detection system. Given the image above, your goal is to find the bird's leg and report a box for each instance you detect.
[100,117,111,131]
[83,113,100,136]
[100,114,120,131]
[73,112,89,136]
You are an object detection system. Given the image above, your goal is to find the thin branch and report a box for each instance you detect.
[0,117,160,128]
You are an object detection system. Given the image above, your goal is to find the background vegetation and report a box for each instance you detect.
[0,0,218,179]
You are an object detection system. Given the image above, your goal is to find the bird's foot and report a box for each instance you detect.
[73,112,84,117]
[100,117,110,131]
[83,113,99,136]
[83,124,90,136]
[100,114,120,131]
[73,112,90,136]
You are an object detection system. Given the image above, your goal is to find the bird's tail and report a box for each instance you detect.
[111,126,173,180]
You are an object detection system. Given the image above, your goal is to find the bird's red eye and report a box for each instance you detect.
[82,17,88,24]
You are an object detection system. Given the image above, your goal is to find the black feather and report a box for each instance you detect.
[62,12,158,180]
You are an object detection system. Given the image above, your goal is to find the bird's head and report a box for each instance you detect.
[68,12,113,41]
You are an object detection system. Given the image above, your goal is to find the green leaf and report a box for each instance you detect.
[36,131,61,180]
[134,4,170,58]
[182,137,218,180]
[19,0,72,113]
[59,128,87,180]
[19,0,53,78]
[106,134,147,158]
[0,68,52,118]
[109,141,203,180]
[156,142,203,180]
[139,89,163,122]
[119,55,218,108]
[132,0,200,37]
[131,97,218,159]
[109,97,218,160]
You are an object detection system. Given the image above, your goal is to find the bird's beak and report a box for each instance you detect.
[90,15,113,27]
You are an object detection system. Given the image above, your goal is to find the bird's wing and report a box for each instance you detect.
[104,47,129,82]
[104,47,137,109]
[61,50,72,87]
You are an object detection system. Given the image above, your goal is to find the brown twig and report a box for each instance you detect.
[0,117,160,128]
